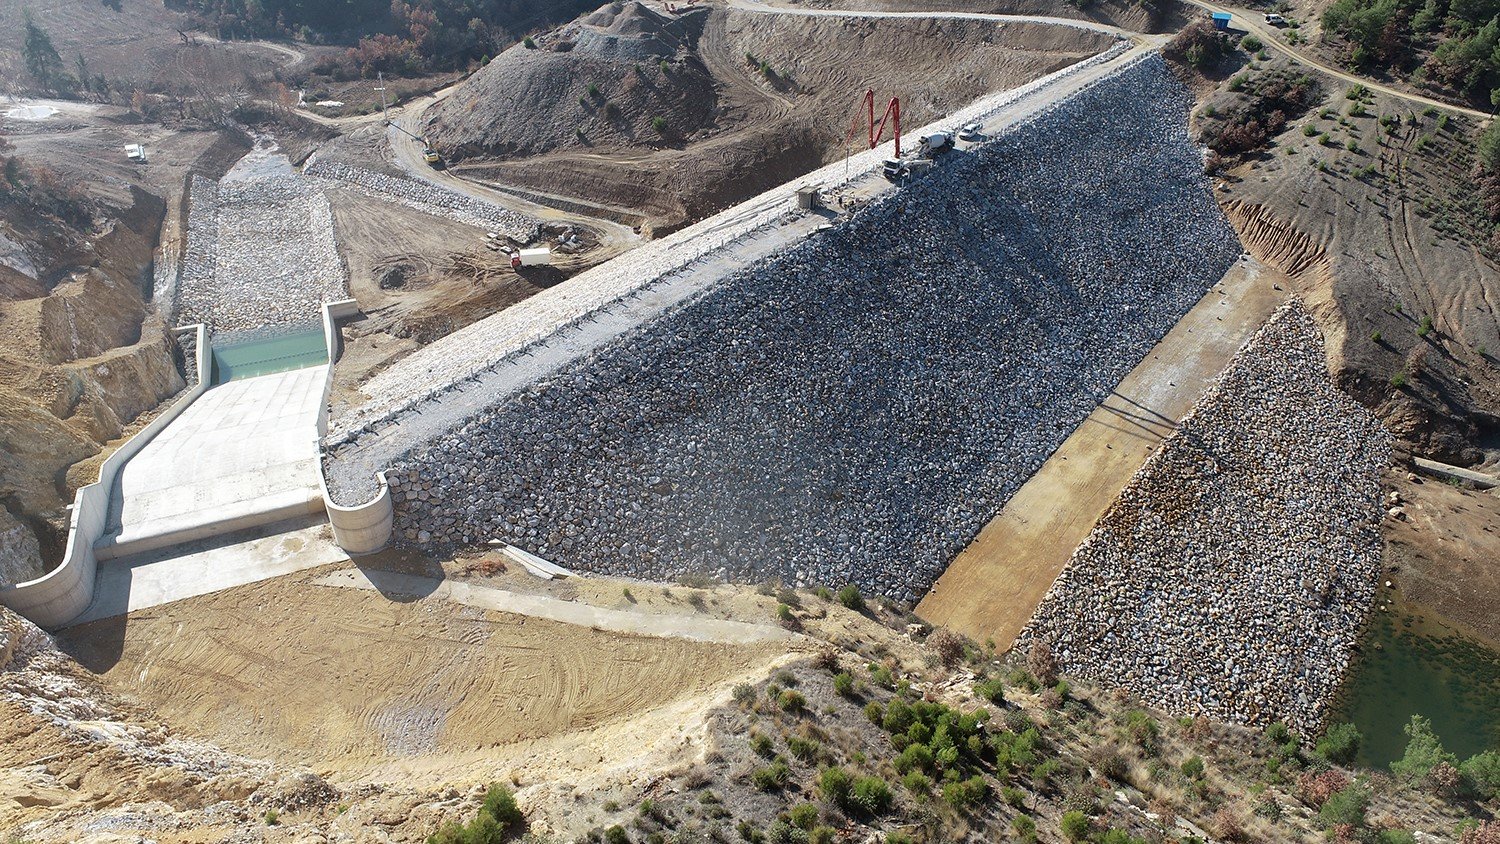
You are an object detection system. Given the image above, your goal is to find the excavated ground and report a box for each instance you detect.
[57,558,795,785]
[427,3,1116,230]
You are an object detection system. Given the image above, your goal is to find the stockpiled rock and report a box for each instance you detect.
[1017,302,1391,734]
[387,56,1241,599]
[304,160,538,241]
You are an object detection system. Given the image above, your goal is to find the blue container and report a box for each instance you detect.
[1211,11,1232,29]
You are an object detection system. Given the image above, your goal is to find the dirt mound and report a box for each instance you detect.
[433,5,1113,230]
[427,3,717,160]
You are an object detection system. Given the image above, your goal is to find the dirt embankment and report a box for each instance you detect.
[0,119,252,584]
[426,2,1114,231]
[0,189,182,582]
[1200,76,1500,468]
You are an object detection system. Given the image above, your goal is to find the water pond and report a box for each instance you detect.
[1333,602,1500,769]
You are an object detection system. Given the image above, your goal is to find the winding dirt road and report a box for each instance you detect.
[1184,0,1492,120]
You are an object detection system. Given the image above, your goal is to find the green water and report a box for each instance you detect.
[1333,605,1500,769]
[210,329,328,384]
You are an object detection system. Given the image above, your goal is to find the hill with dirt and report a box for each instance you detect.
[425,2,1116,230]
[1182,51,1500,469]
[0,114,253,585]
[0,0,294,95]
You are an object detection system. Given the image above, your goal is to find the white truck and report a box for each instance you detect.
[510,247,552,269]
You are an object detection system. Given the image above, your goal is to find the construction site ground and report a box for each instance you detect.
[427,1,1119,232]
[918,256,1290,649]
[56,555,804,787]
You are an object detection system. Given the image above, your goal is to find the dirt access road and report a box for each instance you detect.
[724,0,1135,37]
[386,120,641,253]
[1185,0,1493,120]
[918,258,1290,650]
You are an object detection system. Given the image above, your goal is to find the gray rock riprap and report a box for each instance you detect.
[1017,302,1392,734]
[177,146,347,333]
[387,56,1242,600]
[304,159,538,242]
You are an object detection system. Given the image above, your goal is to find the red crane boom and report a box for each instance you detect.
[845,88,901,158]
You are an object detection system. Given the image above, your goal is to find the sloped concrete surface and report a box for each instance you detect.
[98,366,329,559]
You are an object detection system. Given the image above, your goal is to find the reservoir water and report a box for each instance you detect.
[210,329,328,384]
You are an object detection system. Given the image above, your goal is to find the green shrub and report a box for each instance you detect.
[832,672,855,698]
[604,826,630,844]
[659,60,670,73]
[807,827,834,844]
[651,116,668,134]
[1241,34,1263,51]
[894,742,935,775]
[481,784,523,830]
[1390,370,1408,388]
[864,701,883,724]
[1002,785,1027,807]
[776,603,794,622]
[788,803,819,830]
[813,586,833,601]
[587,82,600,97]
[1060,810,1092,841]
[1228,73,1248,91]
[941,775,988,809]
[1122,709,1160,754]
[522,36,536,48]
[1316,723,1362,764]
[265,809,280,826]
[901,770,933,795]
[1460,750,1500,798]
[818,767,852,805]
[752,761,791,791]
[837,585,864,610]
[1181,755,1206,779]
[1377,831,1417,844]
[1391,714,1457,785]
[974,678,1005,705]
[1318,784,1371,829]
[849,776,892,814]
[1371,331,1382,343]
[779,689,806,714]
[1417,315,1434,337]
[1303,123,1319,136]
[750,732,774,757]
[1032,758,1063,790]
[787,736,820,762]
[1013,814,1038,841]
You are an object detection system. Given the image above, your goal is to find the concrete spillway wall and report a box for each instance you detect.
[386,55,1244,600]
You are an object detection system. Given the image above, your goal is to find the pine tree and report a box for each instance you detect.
[22,11,65,90]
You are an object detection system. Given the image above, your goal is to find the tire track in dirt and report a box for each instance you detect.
[59,575,787,781]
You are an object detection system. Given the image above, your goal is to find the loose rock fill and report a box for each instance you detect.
[1017,301,1392,733]
[386,56,1243,601]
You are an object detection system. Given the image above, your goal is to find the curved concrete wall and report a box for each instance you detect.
[0,324,212,629]
[317,300,394,555]
[322,470,394,554]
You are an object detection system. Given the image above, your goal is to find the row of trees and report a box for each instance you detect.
[168,0,592,78]
[1321,0,1500,104]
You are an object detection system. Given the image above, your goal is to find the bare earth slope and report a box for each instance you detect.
[426,2,1114,229]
